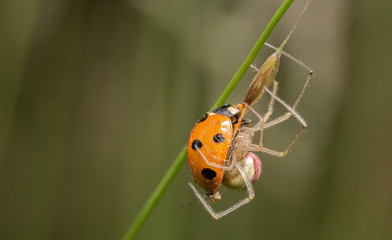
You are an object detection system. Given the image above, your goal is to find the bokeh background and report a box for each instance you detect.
[1,0,392,239]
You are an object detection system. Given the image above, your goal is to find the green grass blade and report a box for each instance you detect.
[211,0,294,110]
[122,0,294,239]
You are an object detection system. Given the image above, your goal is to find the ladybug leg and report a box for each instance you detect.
[188,162,255,220]
[194,146,229,170]
[188,182,221,219]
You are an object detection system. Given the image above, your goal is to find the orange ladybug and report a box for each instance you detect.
[187,104,248,201]
[187,102,265,218]
[186,0,313,219]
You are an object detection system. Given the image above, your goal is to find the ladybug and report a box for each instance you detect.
[187,104,252,200]
[187,102,263,218]
[186,0,314,218]
[186,40,283,219]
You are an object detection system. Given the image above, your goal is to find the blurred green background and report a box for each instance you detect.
[1,0,392,239]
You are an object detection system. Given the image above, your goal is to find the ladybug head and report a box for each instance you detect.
[212,104,242,124]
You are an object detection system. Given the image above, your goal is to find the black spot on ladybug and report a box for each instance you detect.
[192,139,203,150]
[201,168,217,180]
[198,113,208,123]
[213,133,225,143]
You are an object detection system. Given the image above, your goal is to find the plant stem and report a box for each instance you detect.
[211,0,294,110]
[122,0,294,239]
